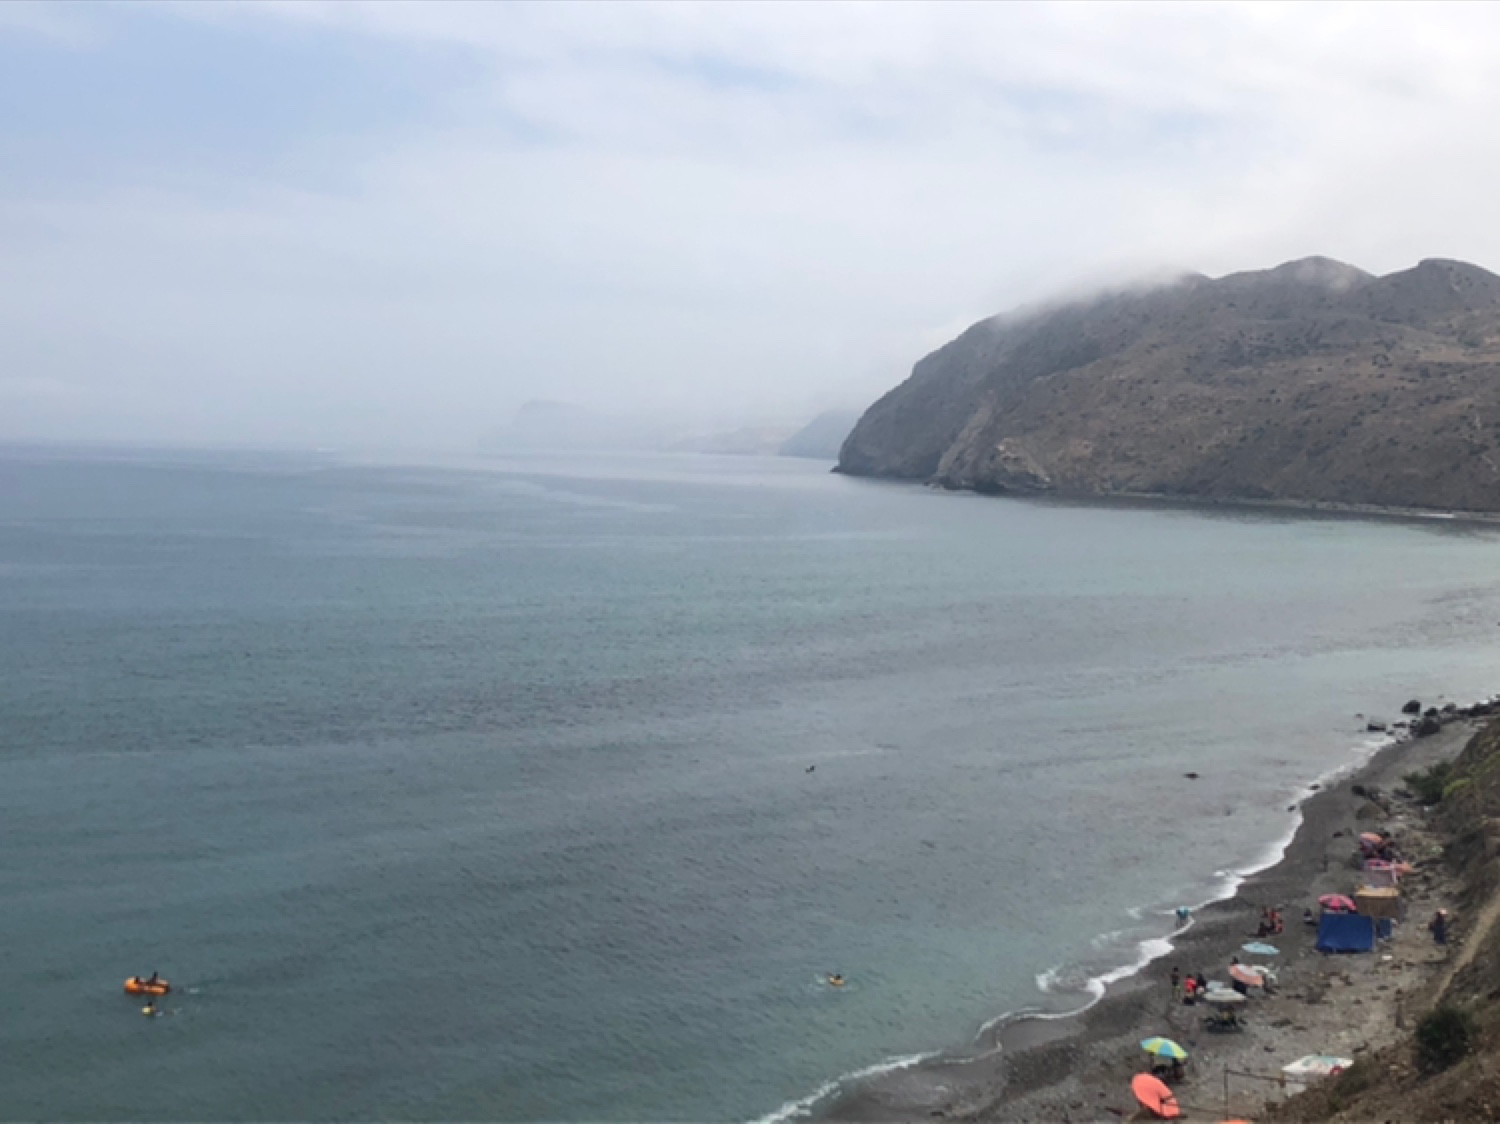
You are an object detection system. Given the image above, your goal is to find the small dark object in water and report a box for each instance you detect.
[1183,772,1200,779]
[805,765,815,773]
[1403,699,1422,715]
[1309,783,1320,791]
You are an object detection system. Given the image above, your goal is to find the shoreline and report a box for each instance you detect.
[813,710,1483,1122]
[836,467,1500,528]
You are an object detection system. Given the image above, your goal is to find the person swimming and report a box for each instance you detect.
[827,973,845,987]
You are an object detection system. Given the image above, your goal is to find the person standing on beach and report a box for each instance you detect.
[1170,966,1180,998]
[1430,910,1449,945]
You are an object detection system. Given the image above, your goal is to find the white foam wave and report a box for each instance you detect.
[1211,730,1399,903]
[747,1050,936,1124]
[1016,930,1177,1034]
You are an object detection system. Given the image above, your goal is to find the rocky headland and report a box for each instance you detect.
[838,257,1500,514]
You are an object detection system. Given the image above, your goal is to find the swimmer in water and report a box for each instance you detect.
[827,973,845,987]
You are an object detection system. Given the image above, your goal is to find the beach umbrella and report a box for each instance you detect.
[1228,963,1264,988]
[1131,1073,1181,1119]
[1319,894,1357,912]
[1242,941,1279,956]
[1282,1054,1352,1080]
[1201,989,1246,1006]
[1140,1037,1188,1060]
[1359,832,1383,845]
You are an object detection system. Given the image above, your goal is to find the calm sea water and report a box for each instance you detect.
[5,446,1500,1122]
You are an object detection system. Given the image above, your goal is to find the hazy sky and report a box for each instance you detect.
[5,1,1500,449]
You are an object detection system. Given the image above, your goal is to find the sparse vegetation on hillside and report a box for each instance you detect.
[1404,762,1453,805]
[1416,1005,1477,1073]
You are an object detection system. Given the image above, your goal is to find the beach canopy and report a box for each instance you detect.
[1319,894,1357,913]
[1131,1073,1181,1119]
[1140,1037,1188,1060]
[1282,1054,1353,1080]
[1355,887,1401,920]
[1242,942,1279,956]
[1228,963,1264,988]
[1316,912,1376,953]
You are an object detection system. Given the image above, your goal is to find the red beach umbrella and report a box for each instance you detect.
[1131,1072,1181,1119]
[1319,894,1357,913]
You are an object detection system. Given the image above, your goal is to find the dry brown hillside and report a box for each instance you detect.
[838,257,1500,514]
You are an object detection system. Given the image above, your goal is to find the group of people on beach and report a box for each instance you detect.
[1254,907,1284,938]
[1170,966,1210,1003]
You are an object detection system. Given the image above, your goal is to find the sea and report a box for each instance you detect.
[5,444,1500,1122]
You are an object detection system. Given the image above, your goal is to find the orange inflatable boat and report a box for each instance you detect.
[124,977,170,997]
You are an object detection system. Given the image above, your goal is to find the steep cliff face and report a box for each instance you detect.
[838,257,1500,513]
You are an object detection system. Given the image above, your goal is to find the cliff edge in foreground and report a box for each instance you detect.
[839,257,1500,513]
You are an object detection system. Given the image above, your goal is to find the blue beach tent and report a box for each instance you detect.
[1316,912,1376,953]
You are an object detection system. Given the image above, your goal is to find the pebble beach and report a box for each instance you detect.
[823,718,1480,1122]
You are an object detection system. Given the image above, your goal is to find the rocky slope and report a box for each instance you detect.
[838,257,1500,513]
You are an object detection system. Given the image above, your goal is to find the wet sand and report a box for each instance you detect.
[821,719,1476,1122]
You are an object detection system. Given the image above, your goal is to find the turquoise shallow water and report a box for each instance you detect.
[5,446,1500,1121]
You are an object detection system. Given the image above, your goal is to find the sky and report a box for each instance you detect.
[5,1,1500,449]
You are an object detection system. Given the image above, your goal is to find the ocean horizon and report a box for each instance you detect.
[5,445,1500,1121]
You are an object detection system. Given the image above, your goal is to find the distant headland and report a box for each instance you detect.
[838,257,1500,515]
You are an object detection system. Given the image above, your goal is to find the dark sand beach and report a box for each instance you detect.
[823,717,1479,1122]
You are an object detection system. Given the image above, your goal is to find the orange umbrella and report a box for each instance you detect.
[1131,1072,1181,1119]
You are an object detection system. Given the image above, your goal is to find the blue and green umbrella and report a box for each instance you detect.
[1141,1037,1189,1061]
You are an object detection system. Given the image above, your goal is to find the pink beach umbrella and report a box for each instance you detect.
[1319,894,1357,913]
[1228,963,1264,988]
